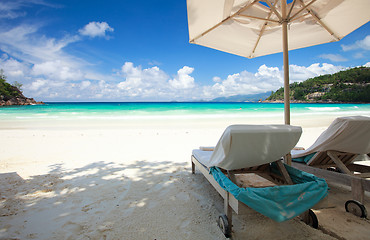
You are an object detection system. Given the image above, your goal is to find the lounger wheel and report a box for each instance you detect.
[218,214,231,238]
[301,209,319,229]
[327,167,342,173]
[345,200,367,218]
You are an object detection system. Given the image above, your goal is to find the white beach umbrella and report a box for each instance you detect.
[187,0,370,125]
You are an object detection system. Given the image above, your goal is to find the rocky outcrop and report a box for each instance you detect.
[0,87,44,106]
[0,96,44,106]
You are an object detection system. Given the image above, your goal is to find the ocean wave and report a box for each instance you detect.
[75,112,283,120]
[16,116,59,119]
[295,111,370,117]
[307,107,340,111]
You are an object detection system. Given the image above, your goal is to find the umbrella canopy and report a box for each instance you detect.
[187,0,370,124]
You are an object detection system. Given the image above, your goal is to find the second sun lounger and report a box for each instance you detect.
[292,116,370,218]
[191,125,328,238]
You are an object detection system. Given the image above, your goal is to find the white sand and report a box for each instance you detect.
[0,115,369,239]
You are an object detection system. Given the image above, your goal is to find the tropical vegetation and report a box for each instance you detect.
[267,67,370,103]
[0,69,23,99]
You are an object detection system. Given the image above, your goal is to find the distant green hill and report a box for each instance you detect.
[266,67,370,103]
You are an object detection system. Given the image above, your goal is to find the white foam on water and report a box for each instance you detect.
[307,107,340,111]
[295,111,370,117]
[16,116,60,119]
[74,111,282,120]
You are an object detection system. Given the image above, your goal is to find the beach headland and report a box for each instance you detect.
[0,97,44,106]
[0,105,369,239]
[0,74,44,106]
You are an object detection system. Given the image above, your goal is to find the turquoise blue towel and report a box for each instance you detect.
[209,163,328,222]
[292,152,316,163]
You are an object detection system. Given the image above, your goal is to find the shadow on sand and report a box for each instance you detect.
[0,159,228,240]
[2,158,362,240]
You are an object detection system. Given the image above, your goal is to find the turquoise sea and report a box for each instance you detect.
[0,102,369,121]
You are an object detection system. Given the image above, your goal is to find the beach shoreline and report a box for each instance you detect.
[1,114,369,239]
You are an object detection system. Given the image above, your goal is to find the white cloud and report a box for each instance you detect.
[117,62,169,93]
[31,60,84,81]
[79,22,114,38]
[0,0,60,19]
[202,65,281,99]
[212,76,221,83]
[80,81,91,90]
[0,54,30,79]
[255,65,282,83]
[290,63,344,82]
[201,63,345,100]
[29,79,47,91]
[0,3,26,19]
[1,58,354,101]
[353,52,365,59]
[319,54,347,62]
[169,66,195,89]
[0,23,107,100]
[0,24,81,63]
[341,35,370,51]
[119,62,143,89]
[115,62,194,100]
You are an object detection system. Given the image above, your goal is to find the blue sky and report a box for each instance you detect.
[0,0,369,102]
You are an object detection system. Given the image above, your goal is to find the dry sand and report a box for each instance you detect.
[0,115,369,239]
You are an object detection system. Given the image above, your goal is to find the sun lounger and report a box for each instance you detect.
[191,125,328,237]
[292,116,370,218]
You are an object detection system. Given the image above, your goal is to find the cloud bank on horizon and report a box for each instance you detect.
[0,0,369,102]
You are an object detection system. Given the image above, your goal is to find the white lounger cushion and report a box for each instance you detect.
[193,125,302,170]
[292,116,370,158]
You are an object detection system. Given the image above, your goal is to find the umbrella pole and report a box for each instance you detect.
[282,0,292,165]
[282,0,290,126]
[282,22,290,125]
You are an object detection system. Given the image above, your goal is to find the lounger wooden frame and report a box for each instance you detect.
[191,155,314,233]
[292,150,370,204]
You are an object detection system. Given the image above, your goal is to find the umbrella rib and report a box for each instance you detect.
[250,24,268,58]
[263,0,282,22]
[237,14,279,23]
[287,0,297,20]
[290,12,310,22]
[289,0,316,21]
[250,0,278,57]
[308,11,340,41]
[296,0,340,41]
[189,0,259,43]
